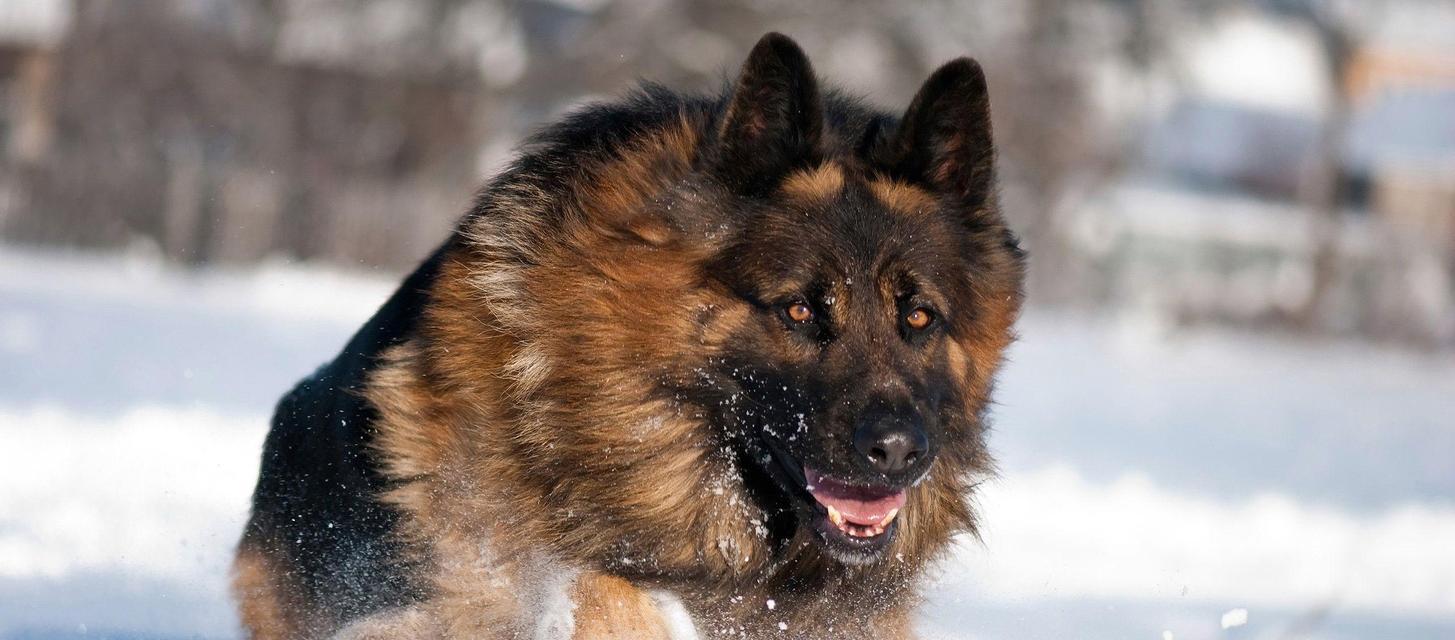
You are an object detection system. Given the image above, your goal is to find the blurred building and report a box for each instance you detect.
[1146,99,1319,199]
[1083,5,1455,344]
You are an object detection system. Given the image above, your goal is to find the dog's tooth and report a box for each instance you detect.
[827,505,844,527]
[883,508,899,525]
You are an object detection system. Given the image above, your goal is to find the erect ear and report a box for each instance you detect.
[715,33,823,194]
[878,58,996,204]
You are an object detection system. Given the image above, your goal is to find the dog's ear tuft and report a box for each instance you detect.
[716,33,823,195]
[879,58,996,205]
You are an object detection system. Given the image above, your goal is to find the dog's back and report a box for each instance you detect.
[234,244,451,637]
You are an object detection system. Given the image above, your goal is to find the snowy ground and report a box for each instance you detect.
[2,245,1453,639]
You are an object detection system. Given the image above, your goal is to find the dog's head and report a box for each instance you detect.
[684,34,1024,566]
[457,33,1023,582]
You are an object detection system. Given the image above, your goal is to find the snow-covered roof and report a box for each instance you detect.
[1181,9,1330,116]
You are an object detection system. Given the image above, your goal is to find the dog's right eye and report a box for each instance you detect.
[785,301,815,323]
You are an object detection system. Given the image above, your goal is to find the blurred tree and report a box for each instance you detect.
[1263,0,1359,329]
[0,0,1152,287]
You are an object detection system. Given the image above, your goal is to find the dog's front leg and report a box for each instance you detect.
[331,606,439,640]
[567,572,678,640]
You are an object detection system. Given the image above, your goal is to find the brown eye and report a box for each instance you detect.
[905,308,933,330]
[786,302,815,323]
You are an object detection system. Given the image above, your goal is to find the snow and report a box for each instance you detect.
[648,590,701,640]
[940,465,1455,614]
[0,405,259,583]
[530,567,579,640]
[1,244,1452,639]
[1221,608,1249,629]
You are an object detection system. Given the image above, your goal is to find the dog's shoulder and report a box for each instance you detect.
[259,239,450,492]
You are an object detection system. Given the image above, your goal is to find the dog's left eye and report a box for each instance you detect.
[904,307,934,331]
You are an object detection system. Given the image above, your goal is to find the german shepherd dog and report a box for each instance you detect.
[234,33,1024,639]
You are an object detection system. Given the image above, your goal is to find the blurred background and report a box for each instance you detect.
[0,1,1452,639]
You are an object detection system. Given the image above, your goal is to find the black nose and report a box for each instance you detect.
[852,411,929,474]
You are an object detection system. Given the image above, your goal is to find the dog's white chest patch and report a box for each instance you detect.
[531,567,580,640]
[648,590,701,640]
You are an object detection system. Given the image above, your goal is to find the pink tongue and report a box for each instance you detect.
[804,467,907,526]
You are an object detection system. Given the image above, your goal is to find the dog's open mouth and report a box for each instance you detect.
[754,437,907,562]
[804,467,906,539]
